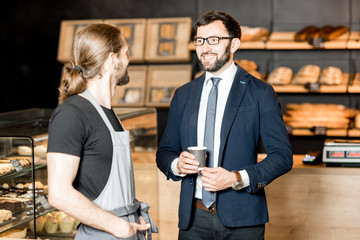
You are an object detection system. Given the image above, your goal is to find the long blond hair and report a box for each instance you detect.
[58,24,124,104]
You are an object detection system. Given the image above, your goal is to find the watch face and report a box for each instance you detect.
[232,181,244,190]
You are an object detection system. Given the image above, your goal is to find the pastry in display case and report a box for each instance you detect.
[0,108,53,239]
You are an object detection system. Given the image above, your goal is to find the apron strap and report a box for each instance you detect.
[82,89,116,132]
[110,199,159,240]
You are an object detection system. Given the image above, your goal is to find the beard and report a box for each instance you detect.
[199,42,231,73]
[116,70,130,86]
[112,63,130,86]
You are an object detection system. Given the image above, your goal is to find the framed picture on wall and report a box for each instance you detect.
[57,19,103,63]
[145,64,192,107]
[112,65,148,107]
[145,17,192,62]
[104,19,147,63]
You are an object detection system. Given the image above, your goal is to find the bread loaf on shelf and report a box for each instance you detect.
[267,67,293,85]
[319,66,343,85]
[294,26,319,42]
[234,59,262,80]
[293,65,321,84]
[234,59,258,71]
[294,25,349,42]
[240,26,269,41]
[234,59,262,79]
[326,26,349,40]
[355,113,360,129]
[284,103,358,129]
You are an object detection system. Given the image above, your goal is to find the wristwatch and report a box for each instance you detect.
[231,170,244,190]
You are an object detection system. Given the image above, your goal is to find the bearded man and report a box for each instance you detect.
[156,10,293,240]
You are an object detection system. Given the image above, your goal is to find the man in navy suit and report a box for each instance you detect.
[156,10,293,240]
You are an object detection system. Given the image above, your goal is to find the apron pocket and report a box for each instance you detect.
[75,224,139,240]
[120,232,138,240]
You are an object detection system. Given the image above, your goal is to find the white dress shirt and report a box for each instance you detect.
[171,62,249,199]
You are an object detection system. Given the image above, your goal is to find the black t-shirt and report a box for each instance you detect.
[47,95,123,201]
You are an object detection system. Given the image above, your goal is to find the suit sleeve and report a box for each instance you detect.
[244,84,293,193]
[156,90,183,181]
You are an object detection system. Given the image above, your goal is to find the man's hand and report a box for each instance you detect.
[127,216,151,237]
[201,167,237,191]
[177,151,200,174]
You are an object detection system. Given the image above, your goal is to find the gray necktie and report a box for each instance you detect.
[202,77,221,208]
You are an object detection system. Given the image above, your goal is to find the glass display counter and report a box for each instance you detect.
[0,107,159,239]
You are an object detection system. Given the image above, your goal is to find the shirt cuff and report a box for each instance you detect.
[171,158,186,177]
[239,170,250,188]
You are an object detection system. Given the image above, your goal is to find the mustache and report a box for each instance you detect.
[200,52,217,57]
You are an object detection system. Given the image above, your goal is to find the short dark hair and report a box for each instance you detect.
[193,10,241,40]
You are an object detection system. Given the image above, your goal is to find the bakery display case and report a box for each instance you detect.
[0,107,159,239]
[0,109,53,239]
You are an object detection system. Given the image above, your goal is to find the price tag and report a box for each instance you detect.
[305,82,321,92]
[286,125,293,134]
[38,195,51,209]
[309,37,325,48]
[313,126,327,135]
[10,159,24,171]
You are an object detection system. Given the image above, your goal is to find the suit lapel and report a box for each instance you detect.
[188,75,205,146]
[218,66,249,166]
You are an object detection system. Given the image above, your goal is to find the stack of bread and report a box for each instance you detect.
[354,113,360,129]
[284,103,358,129]
[319,66,343,85]
[293,65,321,85]
[234,59,262,79]
[267,67,293,85]
[240,26,269,41]
[294,25,349,42]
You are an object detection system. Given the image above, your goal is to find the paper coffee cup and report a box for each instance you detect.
[187,146,207,168]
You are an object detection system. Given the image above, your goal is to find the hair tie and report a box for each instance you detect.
[72,65,82,73]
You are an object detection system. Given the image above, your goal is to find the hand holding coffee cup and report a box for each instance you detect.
[187,146,207,170]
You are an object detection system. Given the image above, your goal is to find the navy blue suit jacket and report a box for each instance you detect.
[156,64,293,229]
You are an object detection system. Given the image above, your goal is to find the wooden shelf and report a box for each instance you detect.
[287,128,348,137]
[188,31,354,51]
[266,32,348,49]
[348,128,360,137]
[272,73,349,93]
[348,73,360,93]
[188,40,266,50]
[347,31,360,49]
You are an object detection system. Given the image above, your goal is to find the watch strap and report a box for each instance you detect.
[231,170,241,181]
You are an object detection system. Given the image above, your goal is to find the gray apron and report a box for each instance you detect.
[75,90,158,240]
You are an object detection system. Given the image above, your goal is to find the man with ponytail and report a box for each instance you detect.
[47,24,157,240]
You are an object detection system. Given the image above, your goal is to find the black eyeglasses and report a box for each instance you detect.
[192,36,234,46]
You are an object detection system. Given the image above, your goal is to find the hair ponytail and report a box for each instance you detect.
[58,62,87,104]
